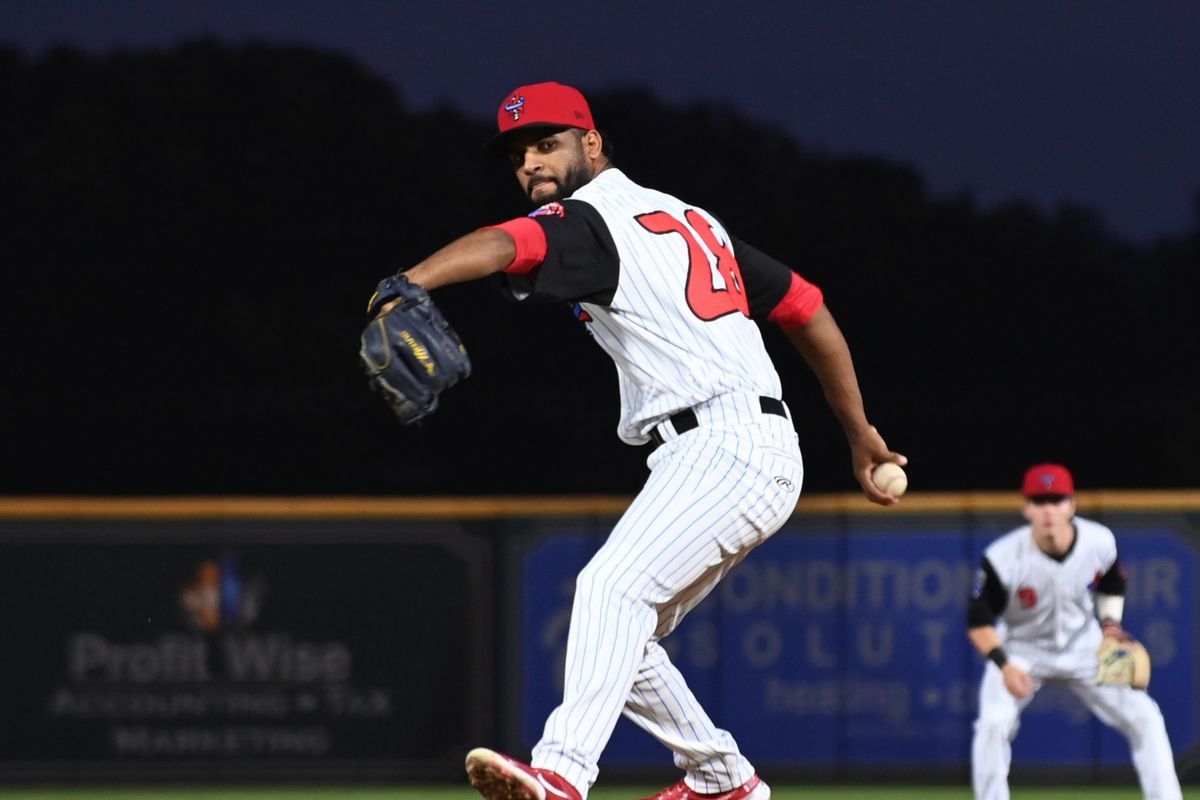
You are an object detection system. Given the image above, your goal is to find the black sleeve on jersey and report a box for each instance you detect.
[730,236,794,320]
[1096,556,1127,595]
[501,199,620,305]
[967,557,1009,628]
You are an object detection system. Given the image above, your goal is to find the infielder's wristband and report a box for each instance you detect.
[987,647,1008,668]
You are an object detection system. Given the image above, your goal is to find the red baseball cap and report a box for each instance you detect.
[1022,463,1075,498]
[483,81,596,157]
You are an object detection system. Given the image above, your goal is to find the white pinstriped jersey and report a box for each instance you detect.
[984,516,1118,654]
[561,169,782,443]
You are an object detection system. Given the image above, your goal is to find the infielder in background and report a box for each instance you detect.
[377,82,905,800]
[967,463,1181,800]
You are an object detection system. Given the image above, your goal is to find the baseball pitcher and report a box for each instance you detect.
[360,82,906,800]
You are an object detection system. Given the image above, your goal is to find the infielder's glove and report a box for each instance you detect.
[1096,623,1151,689]
[359,273,471,425]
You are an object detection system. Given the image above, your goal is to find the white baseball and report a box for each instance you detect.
[872,462,908,497]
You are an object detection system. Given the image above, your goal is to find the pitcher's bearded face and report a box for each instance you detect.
[508,129,592,205]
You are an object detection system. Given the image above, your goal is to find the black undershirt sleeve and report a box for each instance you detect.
[730,236,794,321]
[500,199,620,305]
[967,557,1008,628]
[1096,556,1127,596]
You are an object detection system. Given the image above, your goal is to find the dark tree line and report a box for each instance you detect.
[2,42,1197,495]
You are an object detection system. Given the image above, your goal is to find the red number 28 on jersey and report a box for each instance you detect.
[635,209,750,321]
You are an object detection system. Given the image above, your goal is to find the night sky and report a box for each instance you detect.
[5,0,1199,243]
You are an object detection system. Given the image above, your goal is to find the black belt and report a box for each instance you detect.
[650,396,787,446]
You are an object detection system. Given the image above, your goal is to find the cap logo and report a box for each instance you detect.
[1039,474,1056,489]
[504,95,526,120]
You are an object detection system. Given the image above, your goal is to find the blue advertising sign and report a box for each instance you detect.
[520,520,1196,769]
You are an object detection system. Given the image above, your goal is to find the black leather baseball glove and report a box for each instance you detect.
[359,273,471,425]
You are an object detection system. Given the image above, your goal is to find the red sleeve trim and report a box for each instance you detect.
[487,217,548,275]
[768,271,824,329]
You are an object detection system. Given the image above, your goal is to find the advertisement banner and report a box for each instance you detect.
[519,517,1197,768]
[0,520,490,778]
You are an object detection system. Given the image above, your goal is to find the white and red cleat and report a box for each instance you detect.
[465,747,582,800]
[639,774,770,800]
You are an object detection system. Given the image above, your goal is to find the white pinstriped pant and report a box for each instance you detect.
[972,653,1182,800]
[531,395,804,798]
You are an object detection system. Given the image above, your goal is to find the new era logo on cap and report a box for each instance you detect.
[484,81,596,157]
[1022,463,1075,498]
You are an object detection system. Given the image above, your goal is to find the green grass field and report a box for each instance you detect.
[3,787,1195,800]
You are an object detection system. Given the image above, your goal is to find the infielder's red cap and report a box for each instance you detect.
[1022,463,1075,498]
[484,81,595,158]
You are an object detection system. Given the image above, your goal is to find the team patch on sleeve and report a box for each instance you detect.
[529,202,566,218]
[972,568,987,598]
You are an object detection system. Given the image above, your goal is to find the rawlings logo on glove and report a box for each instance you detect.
[359,273,471,425]
[1095,622,1151,689]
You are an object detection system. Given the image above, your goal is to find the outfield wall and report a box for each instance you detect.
[0,494,1196,784]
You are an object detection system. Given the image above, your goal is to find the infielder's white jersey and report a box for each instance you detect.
[983,516,1116,656]
[970,517,1182,800]
[503,168,821,444]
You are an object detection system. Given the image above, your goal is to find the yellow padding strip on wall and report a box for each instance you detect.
[0,491,1198,519]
